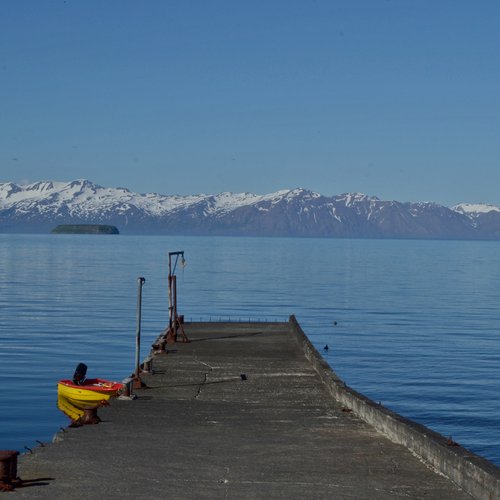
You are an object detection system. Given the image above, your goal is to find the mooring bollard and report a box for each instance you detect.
[0,450,20,491]
[141,355,154,374]
[159,338,167,353]
[118,377,137,400]
[123,377,133,397]
[81,407,101,425]
[152,337,167,355]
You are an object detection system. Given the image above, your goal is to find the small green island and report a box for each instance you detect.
[51,224,120,235]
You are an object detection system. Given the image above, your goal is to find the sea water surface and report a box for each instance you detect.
[1,234,499,465]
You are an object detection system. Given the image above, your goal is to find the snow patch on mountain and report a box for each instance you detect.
[338,192,380,206]
[0,180,305,217]
[453,203,500,216]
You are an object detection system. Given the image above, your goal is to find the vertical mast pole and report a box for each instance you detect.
[135,277,146,380]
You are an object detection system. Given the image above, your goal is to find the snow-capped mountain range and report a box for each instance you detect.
[1,179,500,239]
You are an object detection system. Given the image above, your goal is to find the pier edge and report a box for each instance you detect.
[289,315,500,500]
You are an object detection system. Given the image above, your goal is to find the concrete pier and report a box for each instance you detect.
[13,319,499,498]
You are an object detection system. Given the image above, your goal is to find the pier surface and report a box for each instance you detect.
[16,322,472,499]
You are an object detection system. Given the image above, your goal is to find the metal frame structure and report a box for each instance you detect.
[166,251,189,343]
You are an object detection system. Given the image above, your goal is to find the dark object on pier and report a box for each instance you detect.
[152,337,167,354]
[240,374,247,381]
[73,363,88,385]
[141,356,154,374]
[0,450,20,491]
[82,407,101,425]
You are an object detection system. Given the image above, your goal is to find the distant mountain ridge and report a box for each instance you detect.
[1,179,500,239]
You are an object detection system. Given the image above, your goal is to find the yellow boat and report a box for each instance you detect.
[57,378,123,406]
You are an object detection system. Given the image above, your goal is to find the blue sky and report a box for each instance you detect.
[1,0,499,205]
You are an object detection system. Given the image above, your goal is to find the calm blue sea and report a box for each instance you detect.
[1,234,499,466]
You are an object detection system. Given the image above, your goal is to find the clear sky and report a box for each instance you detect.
[1,0,499,206]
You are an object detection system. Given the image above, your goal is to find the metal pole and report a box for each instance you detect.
[135,277,146,380]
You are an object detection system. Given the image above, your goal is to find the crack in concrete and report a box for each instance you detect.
[195,372,208,399]
[193,351,213,399]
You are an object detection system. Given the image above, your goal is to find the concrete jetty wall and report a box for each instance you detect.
[290,315,500,500]
[12,318,495,498]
